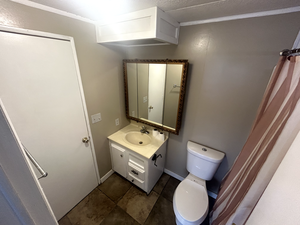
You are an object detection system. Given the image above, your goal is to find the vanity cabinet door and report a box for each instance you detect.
[110,143,127,177]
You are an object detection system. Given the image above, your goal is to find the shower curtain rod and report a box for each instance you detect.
[280,48,300,57]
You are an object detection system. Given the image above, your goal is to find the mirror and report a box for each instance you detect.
[123,59,189,134]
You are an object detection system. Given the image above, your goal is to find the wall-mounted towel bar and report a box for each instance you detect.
[23,144,48,180]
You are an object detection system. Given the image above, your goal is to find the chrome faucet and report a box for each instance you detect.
[140,125,149,134]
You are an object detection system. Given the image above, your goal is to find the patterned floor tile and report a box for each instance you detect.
[67,188,115,225]
[98,172,132,203]
[144,196,176,225]
[153,173,170,195]
[100,206,139,225]
[118,186,159,224]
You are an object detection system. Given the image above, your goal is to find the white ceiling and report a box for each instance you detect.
[28,0,300,23]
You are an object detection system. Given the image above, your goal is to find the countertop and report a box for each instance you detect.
[108,123,168,159]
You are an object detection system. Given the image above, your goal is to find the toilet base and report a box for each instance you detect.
[176,216,207,225]
[175,217,183,225]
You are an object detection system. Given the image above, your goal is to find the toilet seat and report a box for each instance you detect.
[173,178,208,225]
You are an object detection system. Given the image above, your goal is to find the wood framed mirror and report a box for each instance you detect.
[123,59,189,134]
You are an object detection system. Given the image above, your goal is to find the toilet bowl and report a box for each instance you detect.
[173,174,208,225]
[173,141,225,225]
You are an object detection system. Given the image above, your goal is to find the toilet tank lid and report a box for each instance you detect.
[187,141,225,163]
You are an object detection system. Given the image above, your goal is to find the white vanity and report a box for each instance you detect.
[108,123,168,194]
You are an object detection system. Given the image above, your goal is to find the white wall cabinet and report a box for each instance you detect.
[96,7,180,47]
[109,140,167,194]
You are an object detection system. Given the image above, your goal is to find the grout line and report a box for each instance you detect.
[143,195,159,225]
[96,186,116,204]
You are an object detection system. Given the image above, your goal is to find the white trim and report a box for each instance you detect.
[104,43,171,48]
[0,24,101,183]
[180,6,300,26]
[68,37,101,184]
[9,0,300,28]
[10,0,95,24]
[166,0,226,13]
[164,168,185,181]
[164,168,217,199]
[100,170,114,183]
[208,190,217,199]
[0,24,72,41]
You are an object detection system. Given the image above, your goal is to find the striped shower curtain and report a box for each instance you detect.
[210,55,300,225]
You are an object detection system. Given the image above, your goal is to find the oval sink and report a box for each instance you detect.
[125,131,151,146]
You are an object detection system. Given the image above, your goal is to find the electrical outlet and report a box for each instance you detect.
[91,113,101,124]
[115,118,119,126]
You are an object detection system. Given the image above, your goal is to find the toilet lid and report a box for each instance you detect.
[174,179,208,223]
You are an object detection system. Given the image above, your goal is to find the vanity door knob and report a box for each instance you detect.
[120,154,123,158]
[131,179,134,183]
[149,105,153,109]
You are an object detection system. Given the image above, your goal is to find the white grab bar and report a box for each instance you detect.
[22,144,48,180]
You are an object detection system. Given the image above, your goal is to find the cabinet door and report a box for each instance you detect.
[110,143,127,177]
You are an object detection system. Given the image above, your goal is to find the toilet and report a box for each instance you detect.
[173,141,225,225]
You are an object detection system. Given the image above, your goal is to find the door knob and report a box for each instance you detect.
[149,106,153,109]
[82,137,90,143]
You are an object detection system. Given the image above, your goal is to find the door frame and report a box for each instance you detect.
[0,25,101,184]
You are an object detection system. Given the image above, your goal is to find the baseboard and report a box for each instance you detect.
[163,168,185,181]
[207,190,217,199]
[163,168,217,199]
[100,169,114,183]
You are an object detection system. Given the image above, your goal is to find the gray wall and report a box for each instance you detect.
[126,12,300,190]
[0,0,129,178]
[2,0,300,192]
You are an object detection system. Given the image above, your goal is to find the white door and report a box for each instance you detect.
[0,100,58,225]
[148,64,166,124]
[0,28,98,220]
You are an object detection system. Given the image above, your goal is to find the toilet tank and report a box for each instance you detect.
[187,141,225,181]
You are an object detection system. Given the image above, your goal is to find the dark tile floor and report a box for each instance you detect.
[58,173,215,225]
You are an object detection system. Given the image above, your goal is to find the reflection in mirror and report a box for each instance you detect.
[148,64,166,124]
[163,64,183,128]
[127,63,138,117]
[137,64,149,120]
[124,59,188,135]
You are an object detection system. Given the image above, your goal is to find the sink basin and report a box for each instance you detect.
[125,131,152,146]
